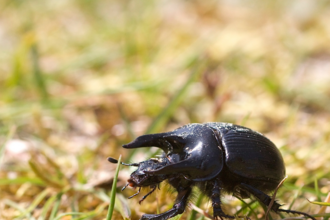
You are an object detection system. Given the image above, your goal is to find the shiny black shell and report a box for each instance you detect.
[206,122,285,183]
[123,122,285,185]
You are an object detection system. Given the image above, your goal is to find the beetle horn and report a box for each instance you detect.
[123,132,176,153]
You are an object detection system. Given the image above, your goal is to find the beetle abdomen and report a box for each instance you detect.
[207,123,285,184]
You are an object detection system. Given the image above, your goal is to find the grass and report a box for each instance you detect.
[106,155,121,220]
[1,0,330,219]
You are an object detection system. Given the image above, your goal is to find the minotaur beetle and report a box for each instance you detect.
[109,122,315,220]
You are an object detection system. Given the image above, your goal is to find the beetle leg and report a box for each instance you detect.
[277,208,316,220]
[211,179,234,220]
[139,185,157,204]
[128,187,141,199]
[140,187,191,220]
[238,183,281,211]
[238,183,316,220]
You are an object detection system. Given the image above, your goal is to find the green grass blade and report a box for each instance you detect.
[93,189,111,202]
[313,213,330,217]
[239,112,251,126]
[70,193,78,218]
[0,177,45,186]
[117,103,136,140]
[171,214,183,220]
[77,156,87,184]
[49,192,63,220]
[3,199,35,220]
[284,183,328,196]
[38,194,58,220]
[127,62,205,160]
[315,179,321,202]
[30,43,48,102]
[188,190,204,220]
[106,155,122,220]
[73,202,108,220]
[52,212,84,220]
[309,200,330,206]
[288,184,303,210]
[145,63,203,134]
[16,188,50,218]
[236,198,258,219]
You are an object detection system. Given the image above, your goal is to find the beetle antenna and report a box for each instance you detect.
[122,182,129,191]
[107,157,139,167]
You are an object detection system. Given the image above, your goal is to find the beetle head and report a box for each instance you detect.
[108,156,169,187]
[108,157,169,202]
[125,157,169,188]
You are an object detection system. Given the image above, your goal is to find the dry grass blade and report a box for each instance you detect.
[40,151,70,185]
[115,194,131,220]
[28,160,64,189]
[189,203,213,220]
[266,176,287,220]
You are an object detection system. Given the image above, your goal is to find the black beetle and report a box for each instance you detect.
[109,122,315,220]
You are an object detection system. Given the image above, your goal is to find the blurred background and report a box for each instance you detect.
[1,0,330,219]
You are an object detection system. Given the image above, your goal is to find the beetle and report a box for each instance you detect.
[109,122,315,220]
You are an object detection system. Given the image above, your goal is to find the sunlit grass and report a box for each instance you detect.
[1,0,330,219]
